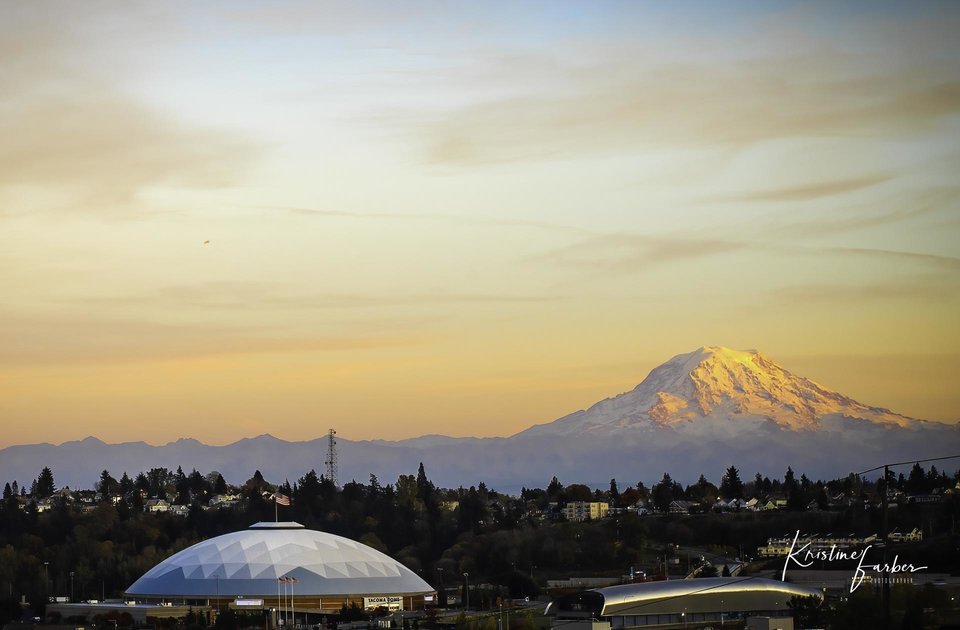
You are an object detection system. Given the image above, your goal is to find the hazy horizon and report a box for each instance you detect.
[2,2,958,448]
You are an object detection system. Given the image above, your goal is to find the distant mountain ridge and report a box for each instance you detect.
[1,346,956,493]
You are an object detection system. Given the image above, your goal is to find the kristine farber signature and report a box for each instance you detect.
[781,530,928,592]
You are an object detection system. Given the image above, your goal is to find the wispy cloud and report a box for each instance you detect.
[0,311,416,367]
[266,205,594,235]
[403,16,960,166]
[76,281,563,311]
[526,233,746,274]
[526,229,960,278]
[769,279,958,305]
[818,246,960,271]
[763,187,960,238]
[0,5,263,216]
[708,175,894,203]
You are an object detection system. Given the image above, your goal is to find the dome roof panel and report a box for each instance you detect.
[184,566,204,580]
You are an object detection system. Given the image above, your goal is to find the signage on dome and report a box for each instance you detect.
[235,599,264,607]
[363,596,402,611]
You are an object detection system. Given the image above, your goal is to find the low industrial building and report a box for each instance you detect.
[545,577,820,629]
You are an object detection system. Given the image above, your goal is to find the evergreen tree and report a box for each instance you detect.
[719,466,744,499]
[98,470,118,500]
[651,473,676,512]
[174,467,190,503]
[147,467,171,497]
[685,475,717,502]
[546,476,563,500]
[416,462,430,498]
[118,472,134,496]
[635,481,650,501]
[35,466,56,498]
[783,467,796,492]
[186,469,207,500]
[609,479,620,505]
[214,473,227,495]
[243,470,271,497]
[762,476,773,495]
[907,462,927,495]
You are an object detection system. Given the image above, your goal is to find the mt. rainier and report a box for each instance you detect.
[516,346,918,438]
[1,346,955,490]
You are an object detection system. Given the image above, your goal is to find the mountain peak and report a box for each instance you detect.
[670,345,763,370]
[518,346,918,438]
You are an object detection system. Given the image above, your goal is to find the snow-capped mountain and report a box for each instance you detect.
[0,346,955,492]
[515,346,917,438]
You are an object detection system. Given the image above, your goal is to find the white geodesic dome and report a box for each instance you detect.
[125,522,431,598]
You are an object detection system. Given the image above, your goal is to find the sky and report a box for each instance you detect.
[1,1,959,447]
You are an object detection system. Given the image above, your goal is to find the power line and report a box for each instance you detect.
[854,454,960,476]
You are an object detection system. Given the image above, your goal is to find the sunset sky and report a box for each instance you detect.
[2,1,959,447]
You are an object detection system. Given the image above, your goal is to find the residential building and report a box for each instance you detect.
[565,501,609,522]
[145,499,170,513]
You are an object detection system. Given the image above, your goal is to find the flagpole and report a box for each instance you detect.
[275,496,278,523]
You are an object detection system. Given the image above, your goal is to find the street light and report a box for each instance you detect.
[437,568,445,608]
[70,572,75,603]
[43,563,49,601]
[463,573,470,611]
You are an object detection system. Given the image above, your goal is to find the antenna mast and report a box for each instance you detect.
[324,429,338,487]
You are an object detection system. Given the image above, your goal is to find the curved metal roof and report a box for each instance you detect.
[547,577,822,618]
[125,522,432,598]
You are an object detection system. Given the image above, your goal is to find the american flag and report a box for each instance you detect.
[274,493,291,506]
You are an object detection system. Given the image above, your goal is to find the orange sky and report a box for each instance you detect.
[1,2,958,447]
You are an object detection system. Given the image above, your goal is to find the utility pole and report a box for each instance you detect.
[881,465,890,630]
[855,454,960,630]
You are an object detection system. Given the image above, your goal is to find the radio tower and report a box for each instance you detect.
[324,429,338,487]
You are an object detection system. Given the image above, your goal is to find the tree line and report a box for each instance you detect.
[1,461,957,627]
